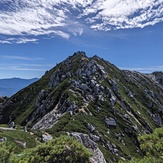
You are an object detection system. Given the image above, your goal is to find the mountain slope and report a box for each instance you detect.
[0,78,38,97]
[0,51,163,162]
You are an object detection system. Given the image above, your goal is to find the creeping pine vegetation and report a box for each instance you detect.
[1,51,163,162]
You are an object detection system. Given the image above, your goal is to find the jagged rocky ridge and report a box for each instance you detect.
[0,51,163,162]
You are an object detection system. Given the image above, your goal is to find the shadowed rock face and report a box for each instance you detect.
[0,51,163,162]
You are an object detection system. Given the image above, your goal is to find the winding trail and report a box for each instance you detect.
[0,127,15,130]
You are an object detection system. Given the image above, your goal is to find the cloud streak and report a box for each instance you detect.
[0,63,52,72]
[0,0,162,43]
[120,65,163,73]
[0,55,44,61]
[0,37,39,44]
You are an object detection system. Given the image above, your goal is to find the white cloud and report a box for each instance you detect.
[0,0,68,37]
[0,40,12,44]
[0,0,162,43]
[16,38,38,44]
[69,27,83,36]
[0,37,38,44]
[84,0,163,30]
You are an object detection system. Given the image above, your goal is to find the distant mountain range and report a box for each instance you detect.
[0,78,38,97]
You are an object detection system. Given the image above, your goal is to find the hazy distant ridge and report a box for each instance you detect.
[0,78,38,97]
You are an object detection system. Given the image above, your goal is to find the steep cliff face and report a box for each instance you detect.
[0,51,163,162]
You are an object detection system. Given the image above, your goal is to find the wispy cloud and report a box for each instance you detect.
[120,66,163,73]
[0,40,12,44]
[16,38,38,44]
[0,55,43,61]
[0,37,38,44]
[0,0,162,43]
[0,63,52,72]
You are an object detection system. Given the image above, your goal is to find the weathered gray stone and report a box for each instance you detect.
[110,107,116,114]
[124,114,131,121]
[148,90,155,98]
[67,102,78,111]
[87,123,95,132]
[24,126,27,132]
[76,69,82,76]
[90,79,96,88]
[128,91,134,98]
[110,94,117,105]
[96,64,105,72]
[109,80,120,97]
[90,134,100,142]
[152,114,162,127]
[94,84,100,95]
[80,84,90,91]
[85,69,92,77]
[106,141,119,155]
[42,133,53,142]
[70,132,106,163]
[107,143,113,152]
[66,71,72,77]
[23,142,27,148]
[49,70,61,88]
[105,117,116,128]
[0,137,7,142]
[61,75,66,80]
[97,107,101,113]
[36,89,48,107]
[9,121,15,128]
[69,111,73,116]
[91,65,97,74]
[132,125,138,131]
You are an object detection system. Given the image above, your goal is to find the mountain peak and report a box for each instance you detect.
[1,52,163,162]
[73,51,87,57]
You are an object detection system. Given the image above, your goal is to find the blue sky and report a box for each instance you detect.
[0,0,163,79]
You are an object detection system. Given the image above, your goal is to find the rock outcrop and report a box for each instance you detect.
[70,132,106,163]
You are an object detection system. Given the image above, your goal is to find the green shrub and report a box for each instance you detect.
[0,143,14,163]
[10,135,92,163]
[120,127,163,163]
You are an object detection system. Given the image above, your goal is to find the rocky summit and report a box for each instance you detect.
[0,51,163,162]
